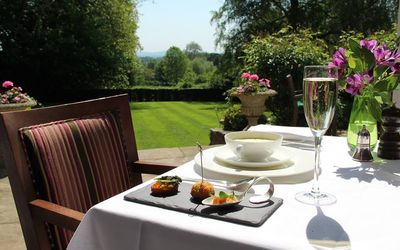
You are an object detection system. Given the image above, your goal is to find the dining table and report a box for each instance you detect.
[67,124,400,250]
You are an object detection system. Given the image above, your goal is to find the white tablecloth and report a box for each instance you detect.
[67,125,400,250]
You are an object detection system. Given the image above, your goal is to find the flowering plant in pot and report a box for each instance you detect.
[226,72,276,127]
[329,39,400,149]
[0,81,37,112]
[227,72,272,96]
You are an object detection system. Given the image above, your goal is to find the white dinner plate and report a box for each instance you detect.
[213,146,292,169]
[194,146,314,184]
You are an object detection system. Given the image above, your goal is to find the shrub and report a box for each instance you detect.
[241,27,329,124]
[222,104,268,131]
[222,105,248,131]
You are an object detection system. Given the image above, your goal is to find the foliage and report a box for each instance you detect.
[329,38,400,121]
[154,60,168,84]
[222,105,248,131]
[185,41,203,59]
[241,28,329,124]
[221,104,267,131]
[0,0,141,93]
[211,0,398,84]
[208,71,232,89]
[337,24,398,51]
[161,47,188,84]
[143,44,219,88]
[177,70,196,88]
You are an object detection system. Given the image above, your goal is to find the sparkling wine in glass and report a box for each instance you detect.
[295,65,338,206]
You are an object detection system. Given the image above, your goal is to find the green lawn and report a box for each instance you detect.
[130,101,227,149]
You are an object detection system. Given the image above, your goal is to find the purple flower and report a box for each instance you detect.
[329,47,348,79]
[360,39,377,51]
[345,73,373,96]
[362,73,374,83]
[391,63,400,74]
[346,74,364,96]
[373,45,393,66]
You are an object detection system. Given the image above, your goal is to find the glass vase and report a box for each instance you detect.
[347,96,378,150]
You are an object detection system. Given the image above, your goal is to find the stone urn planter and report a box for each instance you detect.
[0,99,36,178]
[0,99,37,113]
[234,90,277,128]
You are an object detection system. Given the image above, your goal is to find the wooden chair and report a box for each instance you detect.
[287,74,304,126]
[286,74,338,134]
[0,94,176,250]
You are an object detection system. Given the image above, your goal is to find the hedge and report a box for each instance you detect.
[31,88,227,103]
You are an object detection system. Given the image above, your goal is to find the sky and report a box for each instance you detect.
[136,0,224,53]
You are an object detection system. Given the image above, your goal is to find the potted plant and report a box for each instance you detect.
[0,81,37,112]
[227,72,277,127]
[329,39,400,149]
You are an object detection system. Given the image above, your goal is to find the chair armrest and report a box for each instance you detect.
[29,199,84,231]
[133,160,177,175]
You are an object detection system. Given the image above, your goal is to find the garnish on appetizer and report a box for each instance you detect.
[190,181,215,200]
[211,191,238,205]
[151,175,182,196]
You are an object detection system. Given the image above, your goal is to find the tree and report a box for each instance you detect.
[154,60,167,84]
[211,0,398,77]
[0,0,141,95]
[163,47,188,84]
[184,41,202,59]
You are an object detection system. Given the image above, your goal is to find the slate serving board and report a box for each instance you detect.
[124,182,283,227]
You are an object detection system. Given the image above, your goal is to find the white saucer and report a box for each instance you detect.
[213,146,292,169]
[194,146,314,184]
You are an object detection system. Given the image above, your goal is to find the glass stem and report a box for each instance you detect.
[311,135,322,197]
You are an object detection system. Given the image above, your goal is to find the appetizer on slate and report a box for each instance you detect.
[151,175,182,196]
[191,143,215,200]
[190,181,215,200]
[211,191,238,205]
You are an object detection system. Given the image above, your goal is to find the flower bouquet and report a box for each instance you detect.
[0,81,37,112]
[329,38,400,148]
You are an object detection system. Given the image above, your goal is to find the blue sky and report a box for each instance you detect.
[136,0,224,53]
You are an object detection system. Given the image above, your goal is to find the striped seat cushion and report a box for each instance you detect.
[20,112,133,249]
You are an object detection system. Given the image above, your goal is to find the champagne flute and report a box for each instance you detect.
[295,65,338,206]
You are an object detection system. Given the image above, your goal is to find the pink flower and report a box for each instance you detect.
[241,72,250,79]
[259,78,271,88]
[2,81,14,88]
[249,74,259,81]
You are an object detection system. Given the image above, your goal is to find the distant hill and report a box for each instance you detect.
[137,51,166,58]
